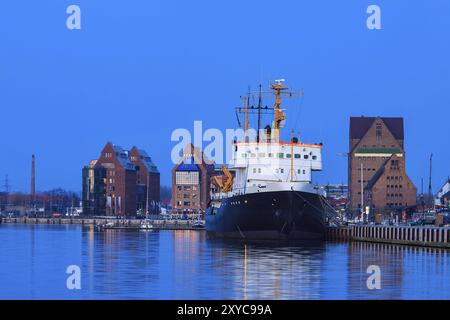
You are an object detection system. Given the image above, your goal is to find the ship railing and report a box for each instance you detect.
[211,187,247,200]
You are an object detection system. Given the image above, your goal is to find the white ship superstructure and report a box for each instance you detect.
[228,141,323,195]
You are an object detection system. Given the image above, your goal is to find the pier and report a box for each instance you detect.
[326,225,450,248]
[0,217,203,230]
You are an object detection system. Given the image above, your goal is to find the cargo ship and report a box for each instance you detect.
[205,79,328,240]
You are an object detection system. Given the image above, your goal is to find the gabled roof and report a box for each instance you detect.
[134,148,159,174]
[174,143,215,172]
[111,144,135,171]
[350,117,404,140]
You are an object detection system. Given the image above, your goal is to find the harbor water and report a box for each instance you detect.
[1,224,449,299]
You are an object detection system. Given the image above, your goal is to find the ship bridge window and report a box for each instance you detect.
[277,153,284,158]
[286,154,292,158]
[312,155,317,160]
[250,153,256,158]
[241,153,247,158]
[294,154,301,159]
[304,155,309,159]
[268,153,273,158]
[258,153,265,158]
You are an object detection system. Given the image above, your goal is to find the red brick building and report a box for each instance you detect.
[349,117,416,217]
[96,143,137,216]
[129,147,160,214]
[82,142,160,217]
[171,144,215,212]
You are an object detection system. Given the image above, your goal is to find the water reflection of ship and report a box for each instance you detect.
[209,240,326,299]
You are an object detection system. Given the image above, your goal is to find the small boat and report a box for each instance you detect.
[99,221,140,230]
[140,220,154,230]
[101,222,116,229]
[191,220,205,229]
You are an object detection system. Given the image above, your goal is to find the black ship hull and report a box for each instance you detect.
[205,190,326,241]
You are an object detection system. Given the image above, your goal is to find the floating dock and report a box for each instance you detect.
[326,225,450,248]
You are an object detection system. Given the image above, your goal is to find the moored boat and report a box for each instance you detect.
[206,79,328,241]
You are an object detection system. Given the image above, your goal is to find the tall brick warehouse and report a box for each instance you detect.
[348,117,416,217]
[82,142,160,216]
[171,143,215,213]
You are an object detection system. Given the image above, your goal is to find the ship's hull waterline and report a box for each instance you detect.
[206,190,327,241]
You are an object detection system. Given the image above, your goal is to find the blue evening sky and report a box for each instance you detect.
[1,0,449,192]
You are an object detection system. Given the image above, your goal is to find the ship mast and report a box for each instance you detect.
[269,79,303,143]
[271,80,288,142]
[244,96,249,140]
[257,84,262,143]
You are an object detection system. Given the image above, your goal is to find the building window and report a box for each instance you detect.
[376,123,382,141]
[286,154,292,158]
[183,201,190,206]
[312,155,317,160]
[304,155,309,159]
[294,154,301,159]
[277,153,284,158]
[176,171,199,185]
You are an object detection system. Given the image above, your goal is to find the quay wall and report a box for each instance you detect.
[326,225,450,248]
[0,217,202,230]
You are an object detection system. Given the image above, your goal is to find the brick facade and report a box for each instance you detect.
[96,143,137,216]
[171,144,215,212]
[82,142,160,217]
[129,146,160,214]
[349,117,416,216]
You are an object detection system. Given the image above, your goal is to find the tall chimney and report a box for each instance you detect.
[31,154,35,204]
